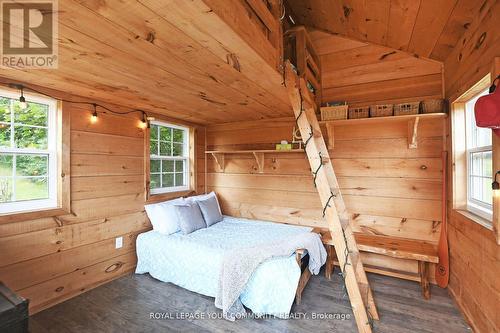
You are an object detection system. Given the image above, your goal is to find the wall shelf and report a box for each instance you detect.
[205,149,304,173]
[318,112,447,126]
[319,113,447,150]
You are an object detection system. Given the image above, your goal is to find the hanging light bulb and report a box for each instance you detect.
[139,111,147,129]
[19,86,27,110]
[90,104,98,123]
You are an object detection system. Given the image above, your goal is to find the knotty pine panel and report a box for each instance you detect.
[0,95,206,314]
[206,116,445,277]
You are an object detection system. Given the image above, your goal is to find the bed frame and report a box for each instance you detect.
[294,249,311,304]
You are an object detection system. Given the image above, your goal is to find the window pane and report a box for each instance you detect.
[0,98,10,122]
[150,124,159,140]
[159,142,171,156]
[175,160,184,172]
[160,126,171,142]
[470,176,482,202]
[482,151,492,177]
[173,128,184,143]
[0,154,12,176]
[150,141,158,155]
[0,123,11,147]
[14,125,48,149]
[14,101,48,127]
[150,159,160,173]
[175,173,184,186]
[470,152,482,176]
[162,160,174,172]
[16,155,47,176]
[0,178,13,202]
[15,177,48,201]
[173,143,183,156]
[475,127,492,147]
[483,178,492,205]
[162,174,174,187]
[150,174,160,189]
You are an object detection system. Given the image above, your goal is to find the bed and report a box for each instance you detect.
[135,215,313,317]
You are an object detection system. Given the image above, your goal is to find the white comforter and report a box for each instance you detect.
[135,215,313,316]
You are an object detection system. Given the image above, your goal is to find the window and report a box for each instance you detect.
[149,121,189,194]
[0,89,58,214]
[465,88,492,220]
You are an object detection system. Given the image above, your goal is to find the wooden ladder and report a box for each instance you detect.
[284,61,379,333]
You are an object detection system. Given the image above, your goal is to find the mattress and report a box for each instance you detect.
[135,215,313,316]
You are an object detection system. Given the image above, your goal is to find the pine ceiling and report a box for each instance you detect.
[286,0,477,61]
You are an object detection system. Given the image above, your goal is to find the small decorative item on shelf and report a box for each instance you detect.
[291,126,303,150]
[320,101,348,121]
[276,140,292,151]
[394,101,420,116]
[348,106,370,119]
[422,99,446,113]
[370,104,393,117]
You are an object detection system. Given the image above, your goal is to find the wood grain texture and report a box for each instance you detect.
[0,0,288,125]
[29,273,470,333]
[308,30,443,106]
[288,0,473,62]
[0,91,205,313]
[445,11,500,332]
[206,116,445,277]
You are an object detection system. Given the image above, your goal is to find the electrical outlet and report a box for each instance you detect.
[115,236,123,249]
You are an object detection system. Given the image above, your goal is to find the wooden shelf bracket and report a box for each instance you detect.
[253,152,265,173]
[211,152,225,172]
[408,116,420,149]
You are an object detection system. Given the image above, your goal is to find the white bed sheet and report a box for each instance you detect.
[135,215,313,316]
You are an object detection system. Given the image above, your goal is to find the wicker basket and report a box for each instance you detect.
[348,106,370,119]
[370,104,393,117]
[320,105,348,121]
[394,102,420,116]
[422,99,445,114]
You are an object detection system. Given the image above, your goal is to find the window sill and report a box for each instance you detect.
[146,189,195,204]
[455,209,494,231]
[0,207,69,225]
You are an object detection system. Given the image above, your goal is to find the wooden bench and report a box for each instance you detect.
[313,228,439,299]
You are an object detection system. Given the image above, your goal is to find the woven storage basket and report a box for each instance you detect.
[422,99,445,113]
[348,106,370,119]
[370,104,393,117]
[394,102,420,116]
[320,105,348,121]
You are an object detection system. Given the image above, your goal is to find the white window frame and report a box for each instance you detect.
[465,88,492,221]
[0,89,58,214]
[149,120,190,195]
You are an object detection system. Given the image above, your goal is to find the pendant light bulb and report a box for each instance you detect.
[91,104,98,124]
[19,86,27,110]
[139,111,149,129]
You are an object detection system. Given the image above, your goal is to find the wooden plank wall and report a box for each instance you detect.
[309,30,444,106]
[0,101,206,314]
[205,116,445,277]
[444,1,500,332]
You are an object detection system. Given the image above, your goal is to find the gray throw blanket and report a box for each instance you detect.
[214,232,327,321]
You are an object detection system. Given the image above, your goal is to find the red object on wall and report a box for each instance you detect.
[475,75,500,135]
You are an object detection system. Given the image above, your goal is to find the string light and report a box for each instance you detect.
[19,86,27,110]
[139,111,147,129]
[90,103,98,123]
[9,83,150,129]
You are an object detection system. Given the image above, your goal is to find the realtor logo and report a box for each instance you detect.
[1,0,58,68]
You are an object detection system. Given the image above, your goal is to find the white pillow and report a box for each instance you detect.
[185,191,222,215]
[144,197,184,235]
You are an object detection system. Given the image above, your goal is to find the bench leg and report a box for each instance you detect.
[325,245,335,280]
[418,261,430,300]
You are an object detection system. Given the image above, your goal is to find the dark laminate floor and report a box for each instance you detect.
[30,269,470,333]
